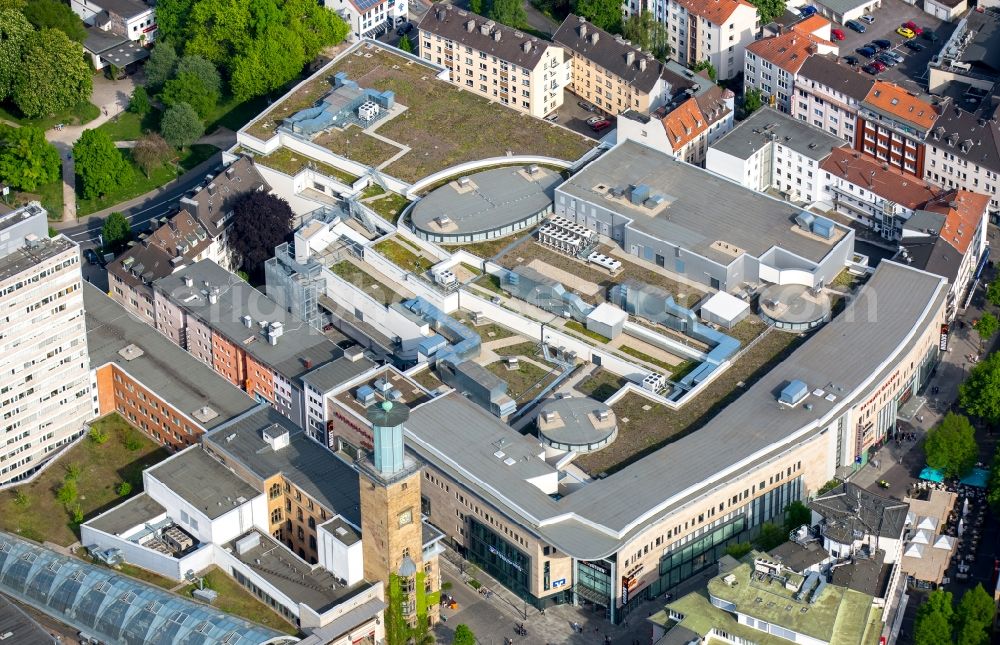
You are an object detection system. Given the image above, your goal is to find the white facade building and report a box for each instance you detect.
[624,0,758,81]
[0,204,93,485]
[792,55,874,145]
[70,0,157,42]
[325,0,407,40]
[745,24,838,114]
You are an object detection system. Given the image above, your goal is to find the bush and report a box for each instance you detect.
[120,428,142,451]
[56,480,77,506]
[116,481,132,497]
[88,426,109,444]
[72,505,84,524]
[64,463,81,481]
[726,542,752,559]
[12,490,29,508]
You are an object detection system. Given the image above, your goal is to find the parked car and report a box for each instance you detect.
[846,20,866,33]
[396,22,413,35]
[800,5,817,16]
[578,100,597,112]
[863,63,882,75]
[904,40,925,51]
[870,60,887,72]
[903,20,924,35]
[885,50,905,63]
[831,28,845,41]
[860,14,875,23]
[924,30,939,42]
[844,55,860,66]
[897,26,915,38]
[590,119,612,132]
[586,115,604,125]
[865,41,886,51]
[875,53,898,67]
[545,114,558,122]
[872,39,891,49]
[856,46,877,58]
[83,248,100,265]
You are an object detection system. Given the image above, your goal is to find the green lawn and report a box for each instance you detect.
[98,561,177,590]
[411,368,445,391]
[76,146,218,216]
[564,320,610,344]
[314,126,400,167]
[486,360,556,401]
[330,260,402,304]
[207,93,273,133]
[361,184,385,199]
[576,368,627,402]
[182,567,299,636]
[619,345,676,373]
[0,99,100,130]
[13,178,64,220]
[373,237,434,274]
[443,234,524,260]
[366,192,410,224]
[95,109,162,141]
[255,146,359,185]
[0,414,169,547]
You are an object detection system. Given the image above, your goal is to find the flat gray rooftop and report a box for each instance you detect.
[404,261,948,559]
[155,260,342,381]
[0,593,56,645]
[205,407,362,525]
[302,354,377,394]
[411,165,560,237]
[710,107,845,162]
[558,140,847,263]
[226,530,369,612]
[147,447,260,520]
[0,236,74,283]
[536,396,616,448]
[86,493,166,536]
[320,516,360,546]
[84,284,257,430]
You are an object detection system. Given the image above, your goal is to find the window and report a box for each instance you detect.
[271,508,282,524]
[269,483,280,499]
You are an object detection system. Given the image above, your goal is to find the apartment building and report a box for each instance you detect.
[856,81,938,178]
[419,4,568,118]
[793,54,874,145]
[553,15,670,115]
[107,156,269,326]
[617,65,735,164]
[924,98,1000,214]
[706,106,845,202]
[84,283,257,451]
[71,0,156,42]
[0,204,92,484]
[153,260,345,428]
[745,22,839,113]
[624,0,758,80]
[325,0,407,39]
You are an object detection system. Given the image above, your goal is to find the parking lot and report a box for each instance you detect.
[832,0,957,92]
[550,89,611,139]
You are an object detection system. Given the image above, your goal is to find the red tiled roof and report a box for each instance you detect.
[661,97,708,149]
[923,190,990,254]
[672,0,754,25]
[863,82,937,131]
[820,147,941,210]
[746,30,834,74]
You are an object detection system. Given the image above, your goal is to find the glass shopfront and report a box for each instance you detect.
[467,518,534,605]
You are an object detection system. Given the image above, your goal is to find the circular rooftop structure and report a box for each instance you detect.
[411,165,561,244]
[536,396,617,454]
[759,283,832,332]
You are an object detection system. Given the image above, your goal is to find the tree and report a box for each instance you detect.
[975,312,998,351]
[755,522,786,550]
[132,133,174,176]
[22,0,86,42]
[144,41,178,91]
[691,59,717,82]
[469,0,484,13]
[961,352,1000,425]
[783,501,811,533]
[228,192,293,280]
[161,71,219,118]
[116,481,132,497]
[955,584,995,645]
[749,0,786,24]
[176,55,222,97]
[986,278,1000,308]
[915,603,953,645]
[398,33,414,54]
[0,125,60,191]
[622,11,671,61]
[0,9,33,102]
[924,412,978,479]
[489,0,527,27]
[452,625,475,645]
[128,86,151,116]
[74,129,132,200]
[13,28,92,119]
[743,88,764,116]
[153,0,194,45]
[572,0,621,33]
[725,542,752,559]
[101,212,131,252]
[229,27,306,101]
[160,102,205,148]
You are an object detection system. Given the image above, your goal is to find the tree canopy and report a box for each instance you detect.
[73,129,132,200]
[160,102,205,148]
[923,412,978,479]
[145,41,178,91]
[960,351,1000,425]
[987,278,1000,308]
[101,212,131,253]
[692,59,717,82]
[0,9,33,101]
[622,11,671,61]
[161,71,219,118]
[132,133,174,176]
[489,0,527,28]
[228,192,293,280]
[13,28,91,119]
[955,584,995,645]
[21,0,85,42]
[0,124,60,191]
[783,501,811,534]
[452,625,475,645]
[398,33,413,53]
[975,312,998,350]
[158,0,349,101]
[743,88,764,116]
[749,0,786,24]
[572,0,621,33]
[915,590,954,645]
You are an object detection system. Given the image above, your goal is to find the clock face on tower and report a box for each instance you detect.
[398,508,413,527]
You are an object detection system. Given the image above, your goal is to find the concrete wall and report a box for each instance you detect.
[406,156,572,198]
[317,520,365,585]
[80,521,215,581]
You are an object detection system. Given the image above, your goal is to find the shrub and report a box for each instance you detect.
[88,426,109,444]
[56,480,77,507]
[116,481,132,497]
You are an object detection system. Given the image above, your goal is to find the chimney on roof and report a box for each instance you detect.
[626,51,635,66]
[436,8,444,20]
[589,31,599,44]
[466,19,475,31]
[480,21,492,35]
[493,29,502,41]
[522,40,532,52]
[640,58,647,71]
[579,22,587,38]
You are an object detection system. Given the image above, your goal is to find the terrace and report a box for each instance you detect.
[244,44,594,183]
